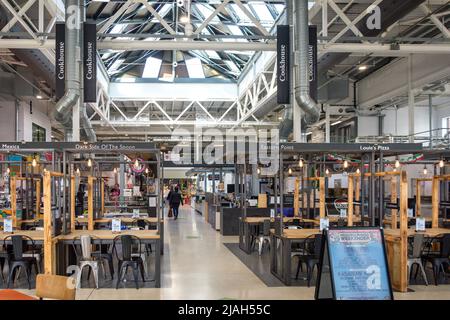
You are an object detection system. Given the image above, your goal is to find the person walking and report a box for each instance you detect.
[169,186,183,220]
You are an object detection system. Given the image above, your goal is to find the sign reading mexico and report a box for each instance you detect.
[316,228,393,300]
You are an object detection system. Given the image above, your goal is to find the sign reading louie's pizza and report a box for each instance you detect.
[315,227,393,300]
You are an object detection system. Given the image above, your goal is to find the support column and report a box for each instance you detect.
[408,54,415,143]
[119,154,125,207]
[325,107,330,143]
[251,164,258,196]
[429,95,433,148]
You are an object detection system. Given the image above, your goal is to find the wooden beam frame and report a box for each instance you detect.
[305,177,325,219]
[70,176,75,231]
[399,170,408,292]
[293,177,299,217]
[415,178,432,217]
[10,176,17,228]
[43,171,63,275]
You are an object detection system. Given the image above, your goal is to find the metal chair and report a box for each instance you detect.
[294,234,323,287]
[407,234,428,285]
[4,235,40,289]
[113,235,146,289]
[71,235,99,289]
[254,219,271,255]
[422,234,450,285]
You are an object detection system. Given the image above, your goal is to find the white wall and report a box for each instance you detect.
[0,99,51,142]
[357,116,378,136]
[382,106,431,136]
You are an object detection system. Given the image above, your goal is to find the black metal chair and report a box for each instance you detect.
[4,235,40,289]
[113,235,146,289]
[294,234,323,287]
[135,219,152,254]
[422,234,450,285]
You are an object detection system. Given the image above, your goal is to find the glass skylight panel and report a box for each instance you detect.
[250,3,274,22]
[110,24,127,34]
[186,58,205,78]
[158,3,172,18]
[142,57,162,78]
[273,4,285,16]
[230,4,251,23]
[108,59,125,74]
[225,60,240,74]
[195,4,220,23]
[205,50,220,60]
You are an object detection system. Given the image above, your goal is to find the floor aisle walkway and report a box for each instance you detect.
[12,206,450,299]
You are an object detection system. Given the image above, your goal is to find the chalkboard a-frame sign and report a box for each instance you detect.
[315,227,393,300]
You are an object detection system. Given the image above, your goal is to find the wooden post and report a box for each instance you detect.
[399,170,408,292]
[294,177,299,217]
[88,176,94,231]
[432,176,439,228]
[415,179,421,217]
[101,179,105,216]
[319,177,325,219]
[355,176,360,216]
[10,176,17,228]
[391,176,398,229]
[70,176,75,231]
[35,179,41,218]
[348,175,354,226]
[257,193,267,208]
[43,171,53,274]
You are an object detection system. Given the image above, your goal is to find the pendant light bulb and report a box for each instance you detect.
[299,159,304,168]
[134,159,139,168]
[343,160,349,169]
[76,168,80,175]
[288,168,292,175]
[6,167,10,174]
[423,166,428,175]
[439,159,445,168]
[356,168,360,174]
[325,168,329,175]
[395,160,400,168]
[32,158,37,167]
[257,168,261,175]
[113,168,117,174]
[87,158,92,167]
[145,167,149,174]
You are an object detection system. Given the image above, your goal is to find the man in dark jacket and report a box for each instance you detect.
[169,186,183,220]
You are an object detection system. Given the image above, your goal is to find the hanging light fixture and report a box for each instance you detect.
[395,160,400,168]
[145,168,149,174]
[134,158,139,168]
[356,168,360,174]
[439,159,445,168]
[325,168,330,175]
[32,158,37,167]
[299,159,304,168]
[6,167,10,174]
[87,158,92,167]
[113,168,117,174]
[76,167,80,175]
[288,168,292,175]
[343,160,349,169]
[257,168,261,175]
[423,165,428,175]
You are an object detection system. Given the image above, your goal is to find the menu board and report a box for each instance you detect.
[315,227,393,300]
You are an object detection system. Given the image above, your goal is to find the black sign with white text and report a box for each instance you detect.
[55,22,65,100]
[308,25,318,103]
[83,22,97,103]
[277,25,290,104]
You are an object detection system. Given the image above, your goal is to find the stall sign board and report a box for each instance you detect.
[111,218,121,232]
[148,197,156,208]
[416,218,426,231]
[315,227,393,300]
[339,209,347,218]
[123,189,132,197]
[3,217,12,233]
[132,209,140,219]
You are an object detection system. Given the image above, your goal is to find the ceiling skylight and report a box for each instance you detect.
[186,57,205,78]
[142,57,162,78]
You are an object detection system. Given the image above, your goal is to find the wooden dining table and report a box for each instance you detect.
[0,289,36,300]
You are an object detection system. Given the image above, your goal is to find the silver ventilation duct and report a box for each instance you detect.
[293,0,320,125]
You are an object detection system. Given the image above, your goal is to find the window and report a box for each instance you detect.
[32,123,46,142]
[442,117,450,137]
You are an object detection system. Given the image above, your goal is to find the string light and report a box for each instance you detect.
[76,168,80,175]
[288,168,292,175]
[32,158,37,167]
[87,158,92,167]
[134,159,139,168]
[113,168,117,174]
[6,167,10,174]
[299,159,304,168]
[423,165,428,175]
[325,168,330,175]
[145,168,149,174]
[395,160,400,168]
[439,159,445,168]
[356,168,360,174]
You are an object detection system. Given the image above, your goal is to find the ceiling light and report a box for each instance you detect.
[343,160,349,169]
[299,159,304,168]
[358,65,368,71]
[395,160,400,168]
[325,168,330,175]
[76,168,80,175]
[180,15,190,24]
[356,168,360,174]
[331,120,342,126]
[87,158,92,167]
[288,168,292,175]
[32,158,37,167]
[439,159,445,168]
[257,168,261,175]
[36,95,43,99]
[278,116,283,121]
[423,166,428,175]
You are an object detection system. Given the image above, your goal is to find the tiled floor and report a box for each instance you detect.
[13,206,450,300]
